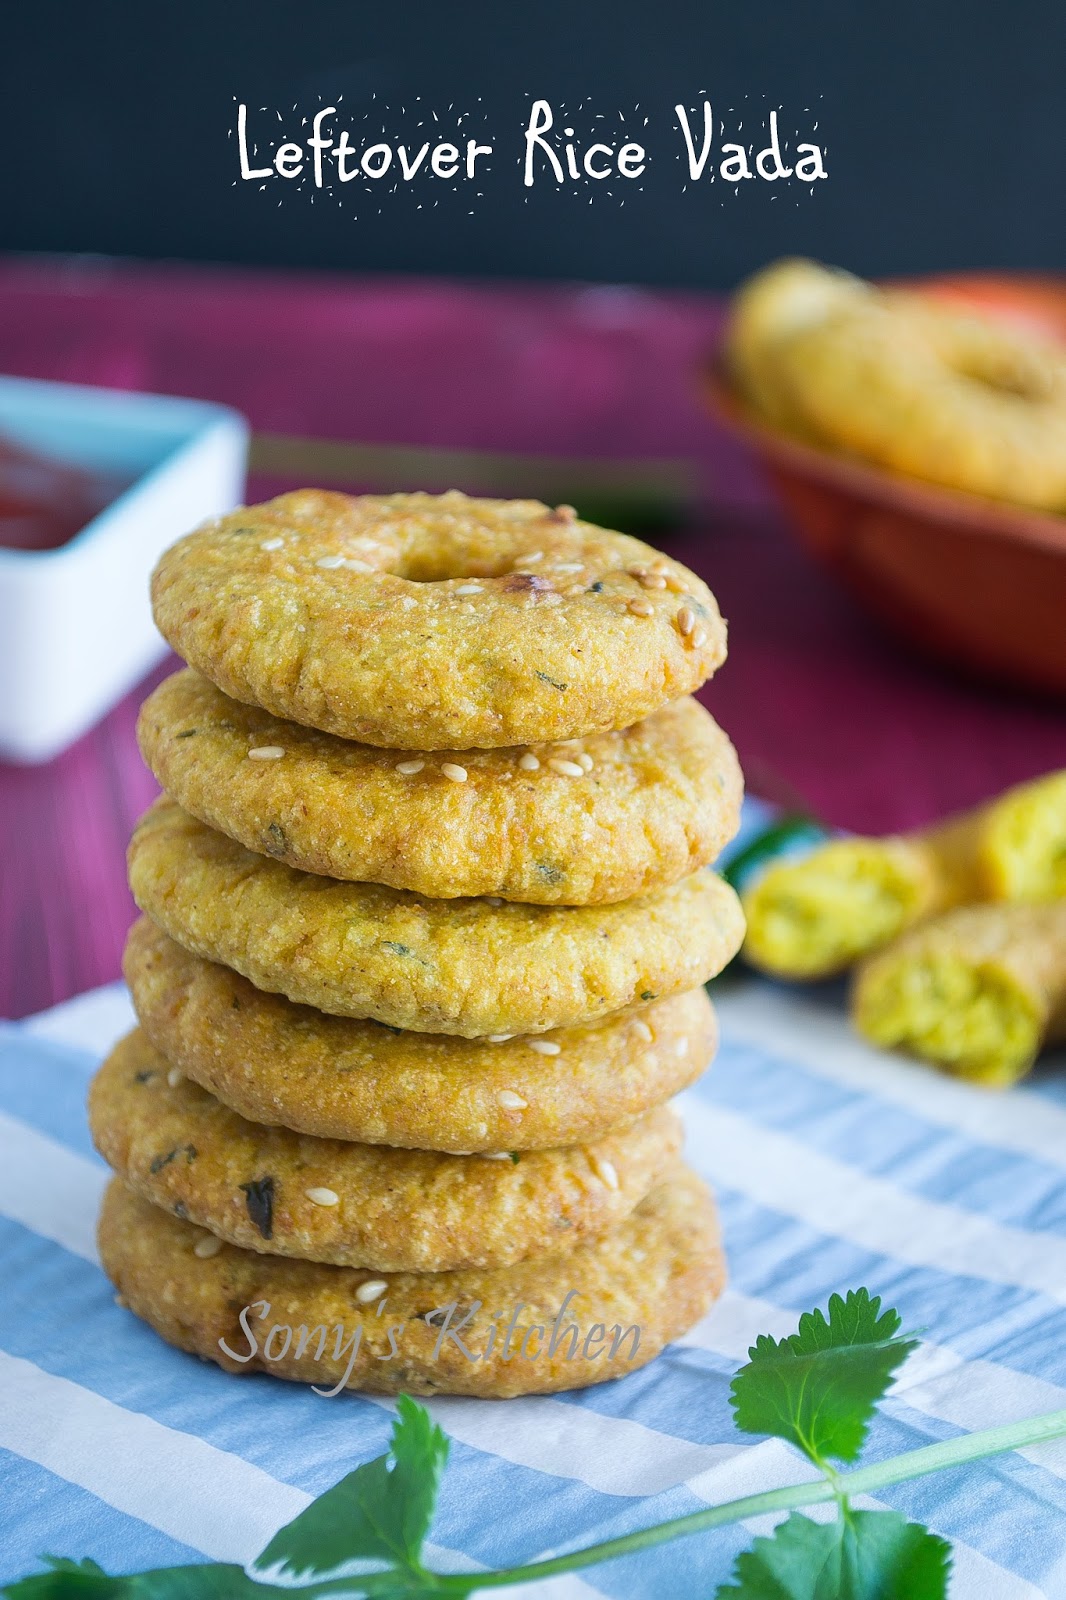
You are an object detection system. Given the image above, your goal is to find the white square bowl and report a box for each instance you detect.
[0,376,248,762]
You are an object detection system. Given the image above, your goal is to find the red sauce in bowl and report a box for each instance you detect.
[0,434,133,552]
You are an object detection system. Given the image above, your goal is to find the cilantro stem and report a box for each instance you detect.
[418,1406,1066,1592]
[841,1405,1066,1495]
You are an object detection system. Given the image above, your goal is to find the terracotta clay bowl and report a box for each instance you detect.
[706,274,1066,698]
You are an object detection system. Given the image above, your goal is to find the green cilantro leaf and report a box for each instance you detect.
[730,1290,918,1465]
[12,1290,1066,1600]
[3,1557,453,1598]
[38,1563,107,1576]
[716,1509,951,1599]
[254,1395,449,1581]
[3,1562,275,1597]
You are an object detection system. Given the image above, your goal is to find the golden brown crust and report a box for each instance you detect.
[125,920,716,1151]
[98,1168,725,1397]
[127,800,745,1037]
[89,1031,683,1272]
[150,491,726,750]
[138,672,743,904]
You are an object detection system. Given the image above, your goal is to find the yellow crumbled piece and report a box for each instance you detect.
[981,771,1066,902]
[853,901,1066,1086]
[742,837,948,979]
[741,769,1066,980]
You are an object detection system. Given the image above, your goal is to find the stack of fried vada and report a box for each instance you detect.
[92,489,745,1397]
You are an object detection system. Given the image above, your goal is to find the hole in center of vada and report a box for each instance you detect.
[399,546,560,585]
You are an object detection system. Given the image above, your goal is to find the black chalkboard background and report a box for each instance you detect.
[2,0,1062,287]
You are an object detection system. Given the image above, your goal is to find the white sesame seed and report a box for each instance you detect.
[665,574,688,593]
[547,757,584,778]
[497,1090,528,1109]
[114,1293,128,1308]
[395,759,425,775]
[455,583,484,594]
[554,738,582,745]
[484,897,504,906]
[343,558,375,573]
[306,1186,340,1207]
[528,1039,561,1056]
[628,599,654,617]
[577,752,595,772]
[676,605,696,636]
[481,1151,513,1160]
[522,550,545,563]
[355,1279,388,1303]
[486,1033,514,1043]
[260,537,284,551]
[639,572,667,589]
[592,1157,619,1190]
[167,1067,184,1088]
[247,746,285,760]
[553,562,584,573]
[553,504,577,521]
[316,554,347,569]
[441,763,468,783]
[676,1037,690,1058]
[627,565,649,579]
[689,626,708,648]
[193,1234,223,1258]
[632,1019,654,1043]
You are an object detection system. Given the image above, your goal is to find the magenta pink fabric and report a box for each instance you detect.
[1,256,1064,1018]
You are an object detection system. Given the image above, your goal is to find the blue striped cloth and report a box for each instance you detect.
[4,810,1066,1597]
